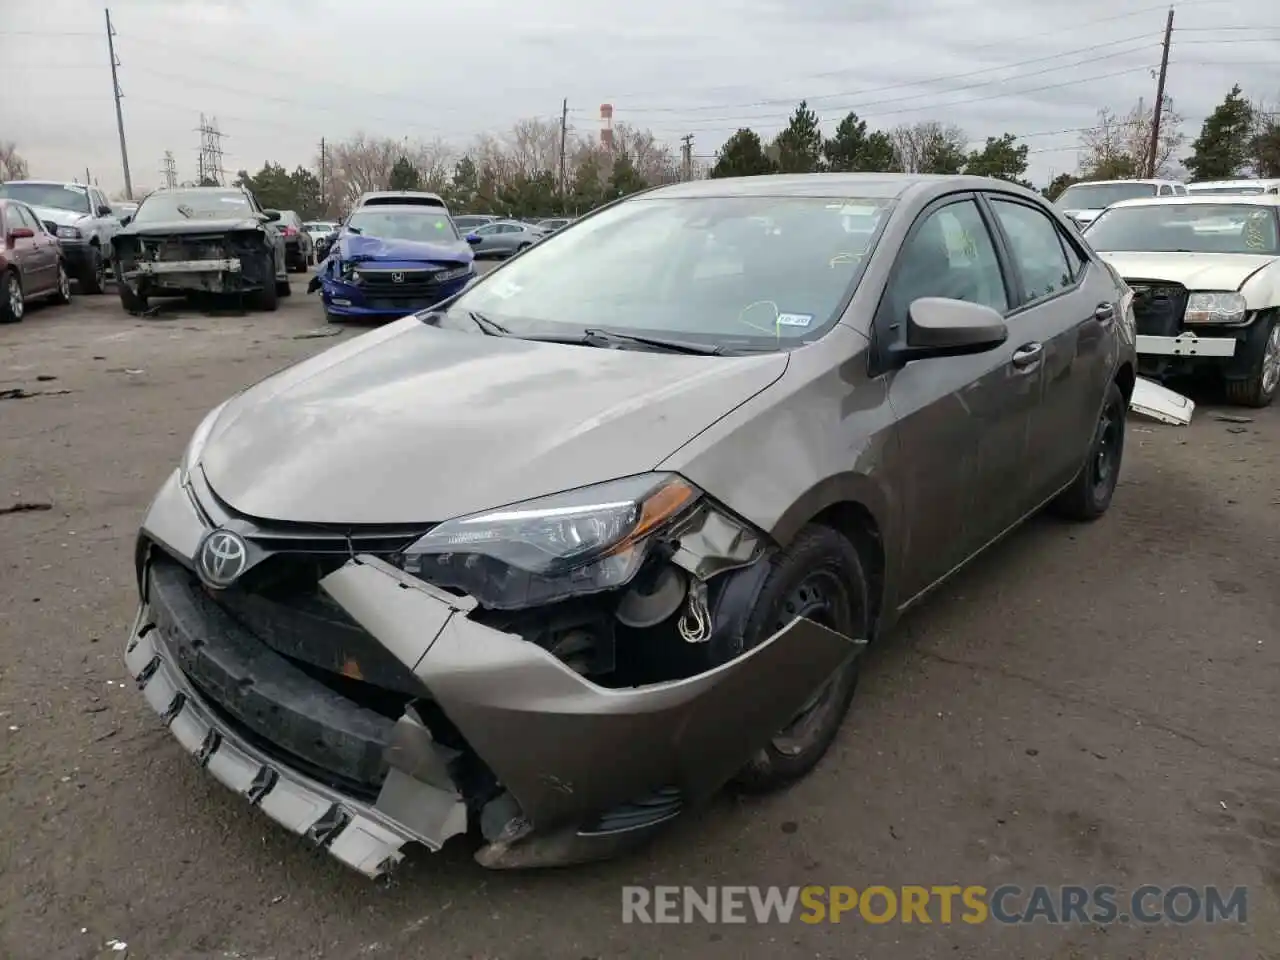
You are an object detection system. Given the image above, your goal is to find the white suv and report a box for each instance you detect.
[1054,178,1186,228]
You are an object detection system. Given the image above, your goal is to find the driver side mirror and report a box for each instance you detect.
[7,227,35,242]
[465,233,481,245]
[119,214,133,227]
[263,209,282,222]
[97,205,112,217]
[889,298,1008,365]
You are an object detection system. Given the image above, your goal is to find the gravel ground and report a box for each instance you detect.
[1,278,1277,960]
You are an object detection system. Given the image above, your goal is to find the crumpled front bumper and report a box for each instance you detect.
[128,469,862,876]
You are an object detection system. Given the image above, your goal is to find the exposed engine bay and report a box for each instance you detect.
[114,230,278,296]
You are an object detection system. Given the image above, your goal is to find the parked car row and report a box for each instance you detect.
[0,197,73,322]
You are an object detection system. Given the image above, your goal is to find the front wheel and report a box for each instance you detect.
[730,525,868,793]
[118,281,148,315]
[80,246,106,294]
[1225,313,1279,408]
[1051,379,1127,521]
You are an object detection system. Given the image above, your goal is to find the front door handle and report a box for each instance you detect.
[1011,342,1043,369]
[1094,302,1115,323]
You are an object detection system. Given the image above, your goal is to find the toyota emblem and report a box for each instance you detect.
[391,271,405,284]
[197,529,249,588]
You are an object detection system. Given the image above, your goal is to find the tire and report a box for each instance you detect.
[1,269,24,323]
[730,524,868,793]
[276,279,292,297]
[53,262,72,304]
[1051,379,1127,521]
[251,279,279,312]
[80,245,106,295]
[1224,312,1279,408]
[118,282,148,315]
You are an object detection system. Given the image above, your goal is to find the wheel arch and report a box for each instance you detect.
[1113,360,1135,403]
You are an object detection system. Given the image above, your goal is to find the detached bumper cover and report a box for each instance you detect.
[128,258,241,276]
[129,469,863,875]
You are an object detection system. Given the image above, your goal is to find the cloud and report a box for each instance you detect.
[1,0,1276,191]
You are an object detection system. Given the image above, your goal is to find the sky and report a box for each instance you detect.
[2,0,1277,196]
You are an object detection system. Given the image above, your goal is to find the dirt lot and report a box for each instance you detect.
[1,278,1278,960]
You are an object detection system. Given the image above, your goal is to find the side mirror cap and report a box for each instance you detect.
[97,205,113,217]
[465,233,482,245]
[263,210,282,222]
[890,297,1008,365]
[8,227,35,241]
[119,214,133,228]
[42,221,59,234]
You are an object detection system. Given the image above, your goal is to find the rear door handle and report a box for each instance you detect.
[1094,302,1115,323]
[1011,342,1043,369]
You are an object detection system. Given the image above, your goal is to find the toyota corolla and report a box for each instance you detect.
[127,173,1136,878]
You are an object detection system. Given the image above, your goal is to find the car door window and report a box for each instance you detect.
[988,198,1074,303]
[13,204,38,231]
[884,199,1008,323]
[1157,185,1171,196]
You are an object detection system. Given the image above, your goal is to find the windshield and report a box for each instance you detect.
[345,209,461,242]
[1085,203,1280,255]
[1187,185,1266,196]
[135,191,253,222]
[449,195,893,351]
[0,182,91,214]
[1055,182,1158,210]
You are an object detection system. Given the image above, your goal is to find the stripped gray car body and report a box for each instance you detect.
[127,173,1136,878]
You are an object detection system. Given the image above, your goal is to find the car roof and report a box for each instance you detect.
[1187,178,1280,188]
[1062,178,1183,187]
[1106,194,1280,209]
[644,172,1047,202]
[2,179,88,188]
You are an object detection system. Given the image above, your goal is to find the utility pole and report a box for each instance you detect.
[1148,7,1174,178]
[680,134,694,181]
[105,9,133,200]
[558,98,569,199]
[319,137,326,212]
[85,167,92,187]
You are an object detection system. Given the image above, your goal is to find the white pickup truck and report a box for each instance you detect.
[0,180,121,293]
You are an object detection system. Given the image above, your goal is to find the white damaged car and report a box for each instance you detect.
[1083,194,1280,407]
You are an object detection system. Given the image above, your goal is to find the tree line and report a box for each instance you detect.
[4,82,1276,217]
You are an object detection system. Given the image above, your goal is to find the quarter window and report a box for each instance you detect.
[883,199,1008,322]
[989,198,1074,302]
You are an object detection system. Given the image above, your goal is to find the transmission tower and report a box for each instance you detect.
[160,150,178,189]
[195,114,227,186]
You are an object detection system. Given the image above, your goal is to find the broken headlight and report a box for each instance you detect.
[179,400,229,485]
[1185,292,1246,324]
[400,473,700,609]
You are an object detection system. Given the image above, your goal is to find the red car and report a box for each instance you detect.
[1,199,72,323]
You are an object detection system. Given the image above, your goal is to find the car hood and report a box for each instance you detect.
[29,205,89,228]
[1095,251,1278,290]
[335,233,472,263]
[120,219,268,237]
[199,317,789,524]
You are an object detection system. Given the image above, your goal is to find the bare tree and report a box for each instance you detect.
[502,118,563,178]
[326,133,399,206]
[0,142,30,180]
[1078,98,1185,178]
[410,138,456,190]
[889,122,967,173]
[611,122,679,184]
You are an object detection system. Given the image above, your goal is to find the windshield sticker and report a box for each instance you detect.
[219,197,247,203]
[435,220,447,230]
[776,312,813,327]
[1243,216,1267,249]
[65,185,88,195]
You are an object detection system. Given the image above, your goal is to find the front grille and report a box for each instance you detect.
[1126,280,1187,338]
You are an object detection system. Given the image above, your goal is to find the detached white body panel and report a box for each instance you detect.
[1130,378,1195,425]
[1136,332,1236,358]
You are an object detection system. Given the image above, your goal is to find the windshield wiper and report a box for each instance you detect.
[581,328,723,355]
[467,310,510,336]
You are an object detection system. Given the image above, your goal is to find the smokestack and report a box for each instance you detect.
[600,103,614,152]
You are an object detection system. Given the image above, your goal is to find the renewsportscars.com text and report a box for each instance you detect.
[621,884,1248,925]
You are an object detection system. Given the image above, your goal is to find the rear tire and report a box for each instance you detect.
[53,262,72,304]
[1,269,24,323]
[251,280,279,312]
[276,279,292,297]
[1051,380,1127,521]
[730,525,867,794]
[1224,312,1279,408]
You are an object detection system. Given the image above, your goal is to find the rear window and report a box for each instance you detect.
[364,195,445,208]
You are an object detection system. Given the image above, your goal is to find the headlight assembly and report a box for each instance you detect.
[1185,292,1246,324]
[56,226,81,240]
[179,400,229,485]
[401,473,701,609]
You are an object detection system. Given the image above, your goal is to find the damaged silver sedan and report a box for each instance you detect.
[127,173,1136,877]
